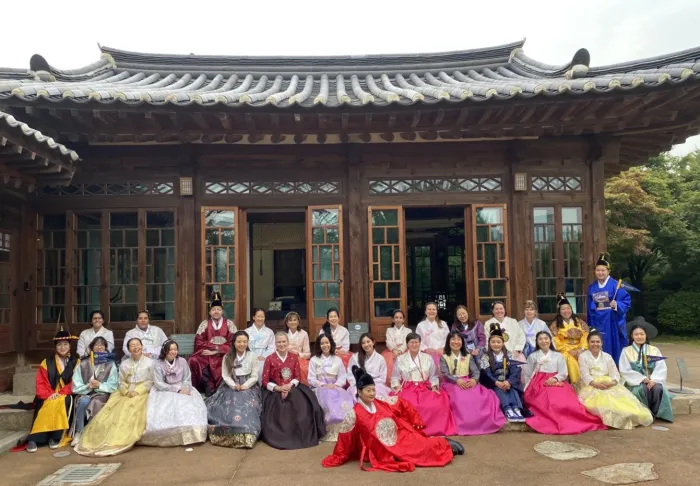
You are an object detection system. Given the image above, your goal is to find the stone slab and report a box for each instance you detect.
[581,462,658,484]
[12,371,36,396]
[0,395,35,432]
[0,430,28,455]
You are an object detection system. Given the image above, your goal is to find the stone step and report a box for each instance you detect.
[668,383,700,416]
[0,430,28,455]
[0,395,34,432]
[12,368,37,396]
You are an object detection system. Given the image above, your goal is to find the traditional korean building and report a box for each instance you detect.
[1,40,699,379]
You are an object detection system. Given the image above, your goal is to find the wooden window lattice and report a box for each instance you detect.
[531,176,582,192]
[368,178,502,195]
[205,181,341,195]
[39,182,175,197]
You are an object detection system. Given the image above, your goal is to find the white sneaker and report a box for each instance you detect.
[71,432,81,447]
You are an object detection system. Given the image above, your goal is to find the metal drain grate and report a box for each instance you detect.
[38,463,121,486]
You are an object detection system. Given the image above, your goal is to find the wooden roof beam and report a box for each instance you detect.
[219,113,232,130]
[144,112,162,132]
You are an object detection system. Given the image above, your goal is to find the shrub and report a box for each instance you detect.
[657,291,700,334]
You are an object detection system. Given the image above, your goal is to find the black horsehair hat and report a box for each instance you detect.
[54,325,78,342]
[489,323,504,339]
[556,293,571,308]
[596,252,611,269]
[210,291,223,308]
[352,365,375,390]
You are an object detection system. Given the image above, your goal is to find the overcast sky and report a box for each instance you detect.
[1,0,699,155]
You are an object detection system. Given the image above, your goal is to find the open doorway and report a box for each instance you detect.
[405,207,466,327]
[247,211,306,331]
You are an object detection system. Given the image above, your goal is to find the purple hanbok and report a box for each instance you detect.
[308,354,355,442]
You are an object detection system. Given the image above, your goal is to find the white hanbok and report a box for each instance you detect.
[346,351,391,400]
[123,324,168,358]
[415,319,449,351]
[245,324,275,382]
[319,325,350,352]
[484,317,526,355]
[77,327,115,356]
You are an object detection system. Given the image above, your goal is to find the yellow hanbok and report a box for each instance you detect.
[74,356,154,456]
[551,320,588,385]
[577,350,653,430]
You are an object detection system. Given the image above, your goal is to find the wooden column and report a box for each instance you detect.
[177,162,197,334]
[588,138,618,274]
[508,141,531,315]
[21,204,38,352]
[346,145,368,323]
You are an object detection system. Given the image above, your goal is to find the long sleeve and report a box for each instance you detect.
[181,364,192,389]
[427,356,439,388]
[122,330,134,357]
[35,362,54,399]
[511,320,526,352]
[307,358,322,388]
[578,353,593,386]
[524,353,537,384]
[619,351,645,386]
[77,332,89,357]
[133,364,154,395]
[375,354,388,384]
[390,357,402,388]
[338,328,350,352]
[262,356,274,390]
[475,321,486,348]
[157,327,169,350]
[105,330,115,353]
[222,359,237,389]
[194,324,215,352]
[346,354,358,387]
[264,330,275,357]
[554,353,568,382]
[507,362,522,388]
[99,365,119,393]
[242,357,259,390]
[439,356,458,384]
[469,357,480,380]
[415,322,428,351]
[301,332,311,358]
[72,366,90,395]
[605,353,621,381]
[321,417,360,468]
[481,365,498,387]
[393,397,426,430]
[118,364,129,395]
[335,358,347,387]
[154,364,180,392]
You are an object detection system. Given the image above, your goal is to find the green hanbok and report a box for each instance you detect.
[619,344,673,422]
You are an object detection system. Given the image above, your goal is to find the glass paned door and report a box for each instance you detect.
[472,205,510,318]
[368,207,406,326]
[306,206,344,337]
[201,207,239,324]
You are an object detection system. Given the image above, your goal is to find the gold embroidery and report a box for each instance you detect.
[375,418,398,447]
[378,396,398,405]
[281,367,292,381]
[339,409,356,433]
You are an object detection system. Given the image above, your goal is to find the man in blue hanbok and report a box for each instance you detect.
[587,253,631,362]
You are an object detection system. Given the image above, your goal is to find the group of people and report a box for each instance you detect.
[21,254,674,472]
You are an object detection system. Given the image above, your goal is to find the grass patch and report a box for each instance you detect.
[655,334,700,346]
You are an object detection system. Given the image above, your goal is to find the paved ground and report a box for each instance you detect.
[2,415,700,486]
[656,342,700,389]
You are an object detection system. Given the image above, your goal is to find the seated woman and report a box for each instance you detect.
[25,327,79,453]
[74,338,155,457]
[70,336,119,447]
[452,305,485,358]
[347,333,391,400]
[479,324,527,423]
[318,308,352,368]
[381,310,411,386]
[550,293,589,386]
[518,300,550,358]
[440,331,505,435]
[309,334,356,441]
[416,302,450,368]
[261,331,326,450]
[619,324,673,423]
[76,310,115,356]
[484,301,526,363]
[524,331,606,435]
[285,312,311,386]
[577,331,653,430]
[390,333,455,437]
[206,331,262,448]
[140,340,208,447]
[322,366,462,472]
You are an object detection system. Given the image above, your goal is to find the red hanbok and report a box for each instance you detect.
[322,396,453,472]
[189,318,236,393]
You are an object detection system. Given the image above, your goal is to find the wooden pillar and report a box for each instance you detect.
[508,141,531,316]
[176,155,197,334]
[345,145,368,323]
[21,204,37,352]
[588,138,618,274]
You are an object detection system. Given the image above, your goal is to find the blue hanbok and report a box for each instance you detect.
[587,277,631,362]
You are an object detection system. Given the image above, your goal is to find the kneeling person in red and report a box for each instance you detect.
[322,365,463,472]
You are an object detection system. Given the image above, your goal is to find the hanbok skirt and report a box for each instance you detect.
[74,392,148,457]
[441,381,505,435]
[381,349,398,386]
[577,376,653,430]
[261,384,326,450]
[28,395,73,447]
[424,349,443,371]
[562,351,583,386]
[69,392,109,438]
[206,383,262,448]
[140,389,208,447]
[524,372,606,435]
[313,385,356,442]
[391,381,455,437]
[626,383,674,423]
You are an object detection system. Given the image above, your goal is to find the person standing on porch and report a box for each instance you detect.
[318,308,352,368]
[245,308,275,383]
[77,310,115,356]
[123,310,168,360]
[189,291,237,395]
[416,302,450,368]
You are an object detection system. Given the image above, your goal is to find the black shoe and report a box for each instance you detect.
[446,438,464,456]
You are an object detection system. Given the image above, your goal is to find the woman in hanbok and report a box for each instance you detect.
[518,300,550,357]
[74,338,155,456]
[452,305,485,357]
[439,331,505,435]
[286,311,311,385]
[140,340,208,447]
[390,332,455,436]
[76,310,115,356]
[70,336,118,447]
[524,331,606,435]
[619,324,673,423]
[550,293,588,386]
[415,302,450,367]
[347,333,390,400]
[25,327,79,453]
[207,331,262,448]
[308,334,356,441]
[484,301,526,363]
[587,253,631,362]
[479,324,526,423]
[318,308,352,368]
[322,366,462,472]
[245,308,275,382]
[381,309,411,386]
[577,331,653,430]
[261,331,326,450]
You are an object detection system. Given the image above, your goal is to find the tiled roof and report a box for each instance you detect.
[1,40,698,108]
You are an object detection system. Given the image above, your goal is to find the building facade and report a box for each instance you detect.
[1,40,699,370]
